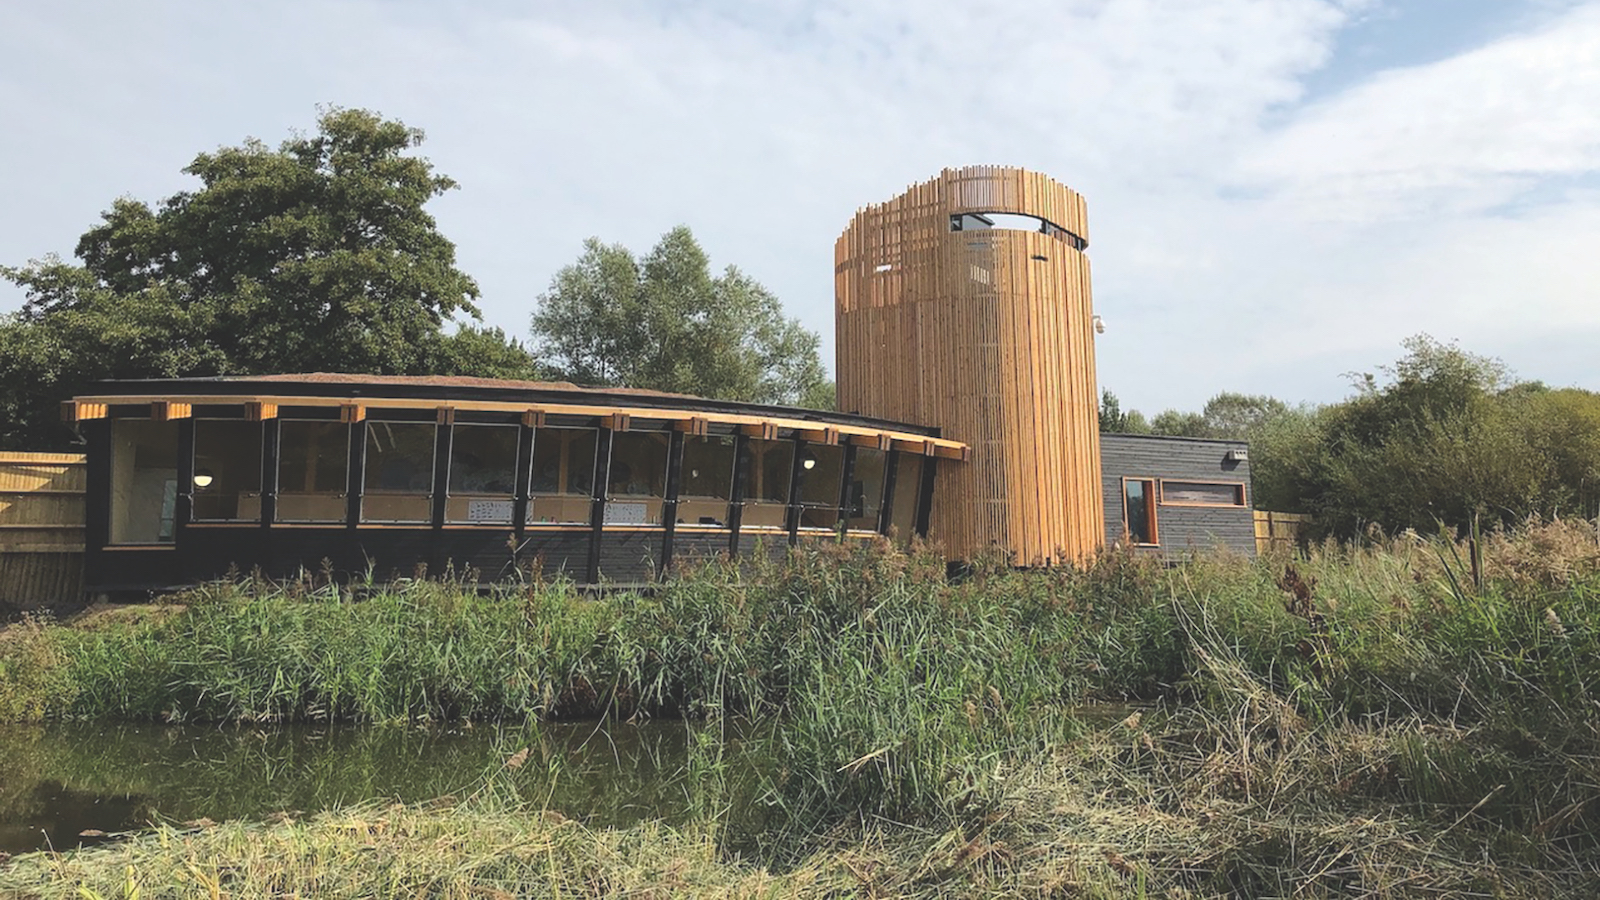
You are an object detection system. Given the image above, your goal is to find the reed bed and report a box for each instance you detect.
[3,520,1600,896]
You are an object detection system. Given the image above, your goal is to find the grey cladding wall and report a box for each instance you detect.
[1100,434,1254,557]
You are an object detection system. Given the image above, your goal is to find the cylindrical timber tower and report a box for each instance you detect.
[835,166,1103,564]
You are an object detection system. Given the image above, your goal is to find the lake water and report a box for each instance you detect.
[0,720,756,855]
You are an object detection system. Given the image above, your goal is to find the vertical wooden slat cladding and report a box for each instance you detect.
[836,167,1103,564]
[0,452,87,610]
[1099,434,1255,557]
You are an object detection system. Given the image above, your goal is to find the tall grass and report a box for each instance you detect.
[4,519,1600,883]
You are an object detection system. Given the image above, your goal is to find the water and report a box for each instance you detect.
[0,720,753,855]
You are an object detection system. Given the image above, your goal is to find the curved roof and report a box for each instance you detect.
[68,373,969,460]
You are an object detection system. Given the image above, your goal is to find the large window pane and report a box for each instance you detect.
[795,444,845,530]
[845,448,887,532]
[363,422,435,524]
[740,439,793,529]
[527,428,596,525]
[447,424,519,524]
[678,435,735,527]
[605,432,668,525]
[277,420,349,523]
[110,420,178,544]
[192,420,262,523]
[889,454,923,546]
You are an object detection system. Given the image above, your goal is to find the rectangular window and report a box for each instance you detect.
[741,439,793,530]
[447,424,520,524]
[527,428,597,525]
[192,420,261,523]
[1160,480,1247,507]
[605,431,669,525]
[109,419,178,544]
[1122,478,1157,546]
[363,422,435,524]
[277,420,350,523]
[845,447,887,533]
[795,444,845,530]
[679,434,735,527]
[888,454,923,546]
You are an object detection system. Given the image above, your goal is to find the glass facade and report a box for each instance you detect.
[277,421,350,523]
[678,435,735,527]
[447,424,520,524]
[794,444,845,530]
[605,432,669,524]
[192,420,261,522]
[889,454,924,546]
[528,428,597,524]
[362,422,435,523]
[91,401,935,565]
[844,447,886,532]
[741,439,793,529]
[109,419,179,544]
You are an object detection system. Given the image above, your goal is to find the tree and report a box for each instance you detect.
[1098,389,1149,433]
[530,226,830,407]
[1,107,537,450]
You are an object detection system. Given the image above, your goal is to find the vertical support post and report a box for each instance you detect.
[659,430,685,578]
[260,420,279,529]
[346,420,367,530]
[429,417,454,576]
[784,438,805,546]
[877,449,900,536]
[84,419,111,550]
[915,457,938,539]
[512,420,535,539]
[835,443,858,537]
[587,428,614,585]
[175,418,196,540]
[726,434,749,556]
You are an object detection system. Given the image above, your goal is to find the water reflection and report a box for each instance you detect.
[0,721,754,855]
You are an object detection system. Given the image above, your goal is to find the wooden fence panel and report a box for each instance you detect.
[1254,510,1312,554]
[0,452,86,611]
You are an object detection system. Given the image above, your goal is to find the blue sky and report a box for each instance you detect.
[2,0,1597,417]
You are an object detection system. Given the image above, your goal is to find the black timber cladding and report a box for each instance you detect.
[1099,433,1255,557]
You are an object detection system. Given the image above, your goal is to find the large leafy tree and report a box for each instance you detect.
[531,226,830,407]
[1,107,537,450]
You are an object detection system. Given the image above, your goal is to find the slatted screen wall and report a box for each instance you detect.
[835,166,1104,564]
[0,452,86,611]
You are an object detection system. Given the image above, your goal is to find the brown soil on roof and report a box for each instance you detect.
[244,373,698,401]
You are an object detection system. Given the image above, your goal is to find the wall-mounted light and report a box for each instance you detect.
[193,468,215,489]
[800,450,817,471]
[1092,315,1106,334]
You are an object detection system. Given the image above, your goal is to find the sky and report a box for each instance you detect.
[2,0,1597,417]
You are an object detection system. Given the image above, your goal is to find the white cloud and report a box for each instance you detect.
[1236,3,1600,223]
[2,0,1597,417]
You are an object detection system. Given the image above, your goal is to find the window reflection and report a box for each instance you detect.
[741,439,793,529]
[605,432,668,525]
[448,424,519,524]
[845,447,886,532]
[192,420,261,523]
[277,420,349,523]
[363,422,434,524]
[679,435,735,527]
[795,444,844,530]
[889,454,923,546]
[110,419,178,544]
[527,428,597,525]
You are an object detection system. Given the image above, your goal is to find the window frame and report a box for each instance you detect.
[1158,479,1248,509]
[1120,476,1159,547]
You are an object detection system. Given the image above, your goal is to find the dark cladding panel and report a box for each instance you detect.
[1099,433,1255,557]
